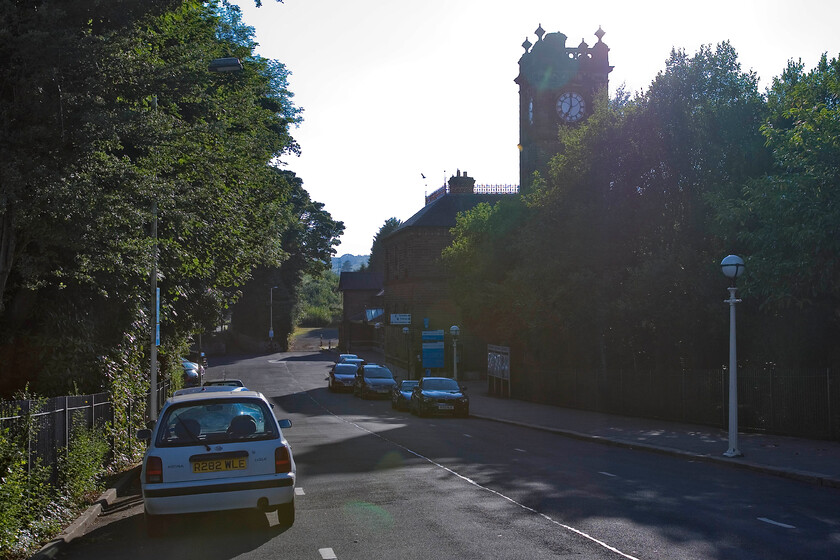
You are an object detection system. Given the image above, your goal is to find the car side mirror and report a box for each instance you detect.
[278,419,292,429]
[137,428,152,441]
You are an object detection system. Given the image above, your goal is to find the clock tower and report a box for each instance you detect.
[515,25,612,192]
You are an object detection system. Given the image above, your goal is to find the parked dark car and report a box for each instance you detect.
[410,377,469,417]
[354,364,397,399]
[391,380,418,410]
[180,357,204,388]
[328,362,358,392]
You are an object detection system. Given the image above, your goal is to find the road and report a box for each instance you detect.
[57,351,840,559]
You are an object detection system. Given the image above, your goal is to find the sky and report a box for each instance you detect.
[234,0,840,257]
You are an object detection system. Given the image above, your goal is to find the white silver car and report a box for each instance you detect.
[138,389,296,535]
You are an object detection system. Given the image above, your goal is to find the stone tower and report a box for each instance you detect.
[515,25,612,192]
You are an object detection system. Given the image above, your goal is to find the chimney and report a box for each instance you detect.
[448,169,476,195]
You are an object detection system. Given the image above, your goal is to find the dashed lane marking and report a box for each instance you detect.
[599,472,617,477]
[319,548,337,559]
[301,393,641,560]
[295,487,305,496]
[758,517,796,529]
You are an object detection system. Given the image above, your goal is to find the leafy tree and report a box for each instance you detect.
[230,171,343,345]
[364,217,402,273]
[294,270,341,327]
[447,42,770,372]
[0,0,316,394]
[713,54,840,366]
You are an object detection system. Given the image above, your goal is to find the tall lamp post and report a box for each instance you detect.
[403,327,411,379]
[147,57,243,419]
[450,325,460,381]
[721,255,745,458]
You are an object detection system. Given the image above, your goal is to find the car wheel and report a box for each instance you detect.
[276,500,295,526]
[417,402,427,417]
[391,399,396,409]
[145,509,166,537]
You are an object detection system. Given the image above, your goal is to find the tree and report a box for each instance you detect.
[365,218,401,273]
[712,54,840,366]
[0,0,315,394]
[446,42,770,372]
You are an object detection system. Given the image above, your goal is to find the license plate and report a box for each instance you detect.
[192,457,247,473]
[438,404,454,410]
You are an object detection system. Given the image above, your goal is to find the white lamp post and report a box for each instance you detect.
[403,327,411,379]
[450,325,460,381]
[721,255,745,458]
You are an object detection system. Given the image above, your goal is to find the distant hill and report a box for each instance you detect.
[331,254,369,273]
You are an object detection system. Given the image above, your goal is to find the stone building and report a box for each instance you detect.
[378,25,611,379]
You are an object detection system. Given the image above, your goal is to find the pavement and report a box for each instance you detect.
[32,346,840,559]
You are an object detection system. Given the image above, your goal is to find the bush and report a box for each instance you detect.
[0,404,70,560]
[59,417,109,504]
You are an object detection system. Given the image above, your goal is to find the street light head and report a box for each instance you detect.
[209,57,243,73]
[720,255,745,283]
[450,325,460,338]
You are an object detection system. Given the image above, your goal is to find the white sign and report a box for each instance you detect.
[390,313,411,325]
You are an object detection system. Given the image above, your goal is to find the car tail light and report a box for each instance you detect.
[275,446,291,473]
[146,456,163,483]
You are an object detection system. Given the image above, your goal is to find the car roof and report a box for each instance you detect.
[203,379,245,386]
[334,363,357,371]
[166,388,264,404]
[172,386,247,397]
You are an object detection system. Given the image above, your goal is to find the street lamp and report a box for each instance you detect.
[450,325,460,381]
[721,255,745,458]
[403,327,410,379]
[269,285,278,344]
[208,57,243,73]
[149,57,243,420]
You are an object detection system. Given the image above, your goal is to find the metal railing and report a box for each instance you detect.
[0,380,170,480]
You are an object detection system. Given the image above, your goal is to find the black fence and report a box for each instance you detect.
[0,380,170,481]
[513,364,840,441]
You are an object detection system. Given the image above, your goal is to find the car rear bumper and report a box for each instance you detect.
[143,473,295,515]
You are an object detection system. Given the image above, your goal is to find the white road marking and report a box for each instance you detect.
[305,394,641,560]
[319,548,337,559]
[295,487,305,496]
[514,448,527,453]
[599,472,617,477]
[758,517,796,529]
[463,433,473,438]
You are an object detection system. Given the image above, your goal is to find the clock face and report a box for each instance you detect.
[556,92,585,122]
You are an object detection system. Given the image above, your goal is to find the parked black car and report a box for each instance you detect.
[328,362,358,392]
[354,364,397,399]
[410,377,469,417]
[391,380,419,410]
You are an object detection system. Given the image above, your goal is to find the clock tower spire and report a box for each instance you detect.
[515,25,612,193]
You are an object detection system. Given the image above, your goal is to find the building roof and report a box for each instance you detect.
[395,193,509,231]
[338,271,383,292]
